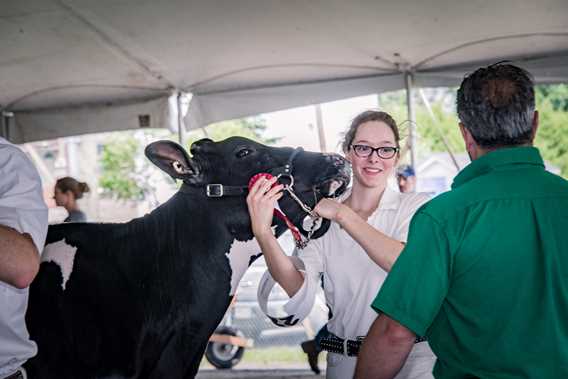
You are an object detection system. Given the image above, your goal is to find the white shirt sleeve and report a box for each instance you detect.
[392,192,431,243]
[257,238,324,325]
[0,143,48,254]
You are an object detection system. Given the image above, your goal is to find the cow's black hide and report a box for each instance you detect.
[25,137,350,379]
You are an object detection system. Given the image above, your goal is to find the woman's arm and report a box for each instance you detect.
[314,199,404,272]
[246,176,304,297]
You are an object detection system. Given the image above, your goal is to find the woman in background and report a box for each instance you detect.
[53,176,90,222]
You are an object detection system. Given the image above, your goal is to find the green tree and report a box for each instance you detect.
[534,86,568,177]
[185,117,279,151]
[536,84,568,112]
[379,85,568,178]
[378,90,464,157]
[98,118,279,200]
[99,134,145,200]
[415,105,463,154]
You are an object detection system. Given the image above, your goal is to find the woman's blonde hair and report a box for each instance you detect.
[341,110,400,154]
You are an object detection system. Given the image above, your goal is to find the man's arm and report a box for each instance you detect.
[0,224,40,288]
[354,314,416,379]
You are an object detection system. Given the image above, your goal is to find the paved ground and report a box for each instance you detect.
[196,368,324,379]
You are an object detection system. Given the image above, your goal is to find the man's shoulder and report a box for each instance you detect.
[416,187,471,222]
[0,140,33,168]
[541,169,568,193]
[0,138,21,155]
[421,169,568,220]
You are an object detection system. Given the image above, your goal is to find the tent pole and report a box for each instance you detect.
[315,104,327,152]
[1,111,13,141]
[177,92,185,146]
[1,112,6,139]
[404,71,417,170]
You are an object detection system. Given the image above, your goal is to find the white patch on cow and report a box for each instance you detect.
[41,239,77,291]
[225,238,262,296]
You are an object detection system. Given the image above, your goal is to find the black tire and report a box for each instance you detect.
[205,326,245,369]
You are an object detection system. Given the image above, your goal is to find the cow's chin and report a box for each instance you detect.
[272,215,331,242]
[304,218,331,240]
[276,174,348,243]
[314,178,348,199]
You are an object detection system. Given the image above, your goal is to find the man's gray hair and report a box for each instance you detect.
[457,63,535,148]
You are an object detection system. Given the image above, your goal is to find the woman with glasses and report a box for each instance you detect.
[247,110,436,378]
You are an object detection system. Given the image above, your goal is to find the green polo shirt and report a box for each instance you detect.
[372,147,568,379]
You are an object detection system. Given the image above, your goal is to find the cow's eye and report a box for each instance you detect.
[236,148,252,158]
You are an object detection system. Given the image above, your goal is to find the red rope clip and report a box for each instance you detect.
[248,173,304,244]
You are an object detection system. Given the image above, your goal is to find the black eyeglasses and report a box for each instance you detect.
[350,144,399,159]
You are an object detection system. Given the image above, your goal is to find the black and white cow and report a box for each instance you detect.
[25,137,350,379]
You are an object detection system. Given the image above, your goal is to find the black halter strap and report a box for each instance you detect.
[201,147,304,198]
[267,147,303,178]
[204,183,248,197]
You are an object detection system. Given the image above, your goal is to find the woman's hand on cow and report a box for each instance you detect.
[314,198,345,222]
[246,176,284,238]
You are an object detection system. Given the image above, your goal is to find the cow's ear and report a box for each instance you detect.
[145,140,199,182]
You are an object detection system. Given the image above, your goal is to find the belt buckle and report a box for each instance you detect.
[345,336,364,357]
[206,184,224,197]
[342,338,349,356]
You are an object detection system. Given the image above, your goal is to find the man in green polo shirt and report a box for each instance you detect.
[355,63,568,379]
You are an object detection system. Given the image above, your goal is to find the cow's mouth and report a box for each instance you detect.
[315,178,349,198]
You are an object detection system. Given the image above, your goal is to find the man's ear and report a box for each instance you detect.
[145,140,200,183]
[459,122,467,141]
[459,123,475,148]
[459,123,483,160]
[530,110,539,143]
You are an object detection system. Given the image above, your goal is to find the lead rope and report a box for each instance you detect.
[280,182,321,249]
[249,172,321,249]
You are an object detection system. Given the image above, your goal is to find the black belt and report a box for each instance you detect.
[4,370,24,379]
[320,333,426,357]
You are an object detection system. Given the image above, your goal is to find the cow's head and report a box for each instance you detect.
[145,137,350,242]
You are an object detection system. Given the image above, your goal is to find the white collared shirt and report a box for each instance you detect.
[0,137,48,376]
[289,186,430,339]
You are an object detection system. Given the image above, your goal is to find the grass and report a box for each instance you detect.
[242,347,311,364]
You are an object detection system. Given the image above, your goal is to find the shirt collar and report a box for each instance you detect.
[339,185,400,211]
[377,185,401,211]
[452,146,544,189]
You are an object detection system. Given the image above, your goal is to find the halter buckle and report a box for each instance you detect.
[206,184,224,197]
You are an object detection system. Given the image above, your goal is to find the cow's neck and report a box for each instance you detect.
[135,190,265,295]
[125,191,230,261]
[146,190,292,296]
[223,223,288,295]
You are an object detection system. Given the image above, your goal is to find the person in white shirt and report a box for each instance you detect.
[0,137,48,379]
[247,110,436,379]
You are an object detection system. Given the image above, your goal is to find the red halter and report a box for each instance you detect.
[248,173,305,247]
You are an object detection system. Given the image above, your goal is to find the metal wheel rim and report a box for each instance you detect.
[211,342,239,360]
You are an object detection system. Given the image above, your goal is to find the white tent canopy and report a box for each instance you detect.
[1,0,567,143]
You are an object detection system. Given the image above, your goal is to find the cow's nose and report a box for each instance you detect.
[327,154,346,168]
[190,138,214,155]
